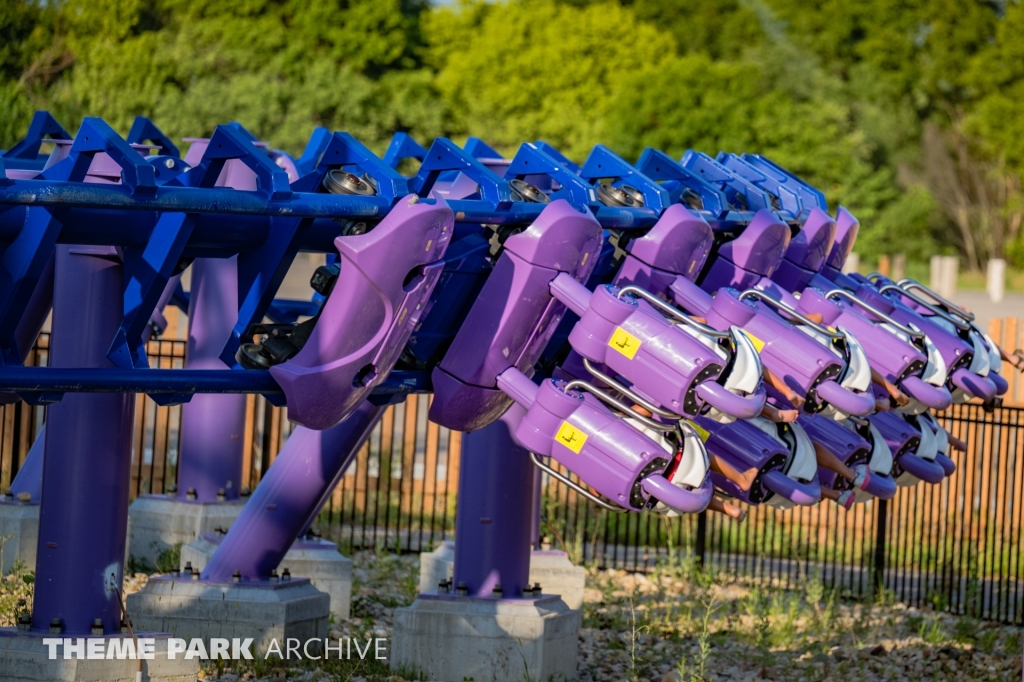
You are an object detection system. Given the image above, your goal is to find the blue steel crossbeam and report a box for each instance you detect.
[0,117,665,405]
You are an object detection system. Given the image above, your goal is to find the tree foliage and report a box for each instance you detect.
[2,0,1023,266]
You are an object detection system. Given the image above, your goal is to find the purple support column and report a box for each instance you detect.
[33,245,136,635]
[174,257,247,501]
[10,276,175,503]
[202,400,385,581]
[452,403,534,598]
[173,142,256,502]
[9,430,44,502]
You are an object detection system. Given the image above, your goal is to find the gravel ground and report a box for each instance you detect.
[80,550,1024,681]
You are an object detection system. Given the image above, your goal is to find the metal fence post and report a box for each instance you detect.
[873,499,888,595]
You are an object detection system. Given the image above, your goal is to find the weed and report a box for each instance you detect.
[978,628,1000,654]
[627,596,650,681]
[918,617,947,645]
[693,591,719,681]
[672,592,719,682]
[926,588,950,612]
[953,616,979,644]
[567,521,585,566]
[1004,628,1023,655]
[125,554,151,575]
[155,542,182,574]
[874,586,897,607]
[743,586,775,675]
[0,538,34,628]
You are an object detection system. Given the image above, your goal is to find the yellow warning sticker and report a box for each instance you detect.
[608,327,642,360]
[686,420,711,443]
[554,421,588,454]
[740,329,766,353]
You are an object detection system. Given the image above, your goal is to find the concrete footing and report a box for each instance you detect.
[0,501,39,575]
[180,533,352,620]
[126,496,245,570]
[125,577,329,654]
[0,629,198,681]
[390,594,579,682]
[418,543,587,610]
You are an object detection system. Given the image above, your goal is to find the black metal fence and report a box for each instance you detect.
[2,335,1023,624]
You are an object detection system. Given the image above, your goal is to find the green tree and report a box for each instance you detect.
[427,0,677,159]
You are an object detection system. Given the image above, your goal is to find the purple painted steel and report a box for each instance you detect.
[270,197,453,430]
[814,263,993,403]
[499,370,712,514]
[795,287,930,389]
[814,380,875,418]
[798,415,869,477]
[990,371,1009,396]
[176,257,247,501]
[703,288,845,404]
[796,413,898,499]
[176,142,260,501]
[935,453,957,477]
[950,368,997,402]
[771,208,836,292]
[896,451,945,484]
[870,409,922,465]
[701,210,790,290]
[824,207,859,271]
[9,430,44,502]
[694,381,766,419]
[761,470,821,505]
[0,251,54,405]
[640,473,713,513]
[694,415,789,506]
[33,245,136,635]
[452,403,534,597]
[13,251,54,361]
[625,204,712,277]
[144,273,180,342]
[667,277,714,316]
[202,400,385,581]
[430,200,602,432]
[862,468,898,499]
[900,376,952,410]
[554,277,731,417]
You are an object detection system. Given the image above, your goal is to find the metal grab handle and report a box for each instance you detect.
[737,290,844,340]
[877,284,970,331]
[640,474,713,514]
[528,452,627,512]
[695,382,766,420]
[896,451,945,484]
[616,286,730,339]
[581,358,683,421]
[563,379,669,433]
[825,289,924,340]
[761,469,821,506]
[897,278,975,321]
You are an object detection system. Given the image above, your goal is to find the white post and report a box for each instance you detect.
[988,258,1006,303]
[930,255,943,291]
[939,256,959,298]
[893,254,906,281]
[842,252,860,275]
